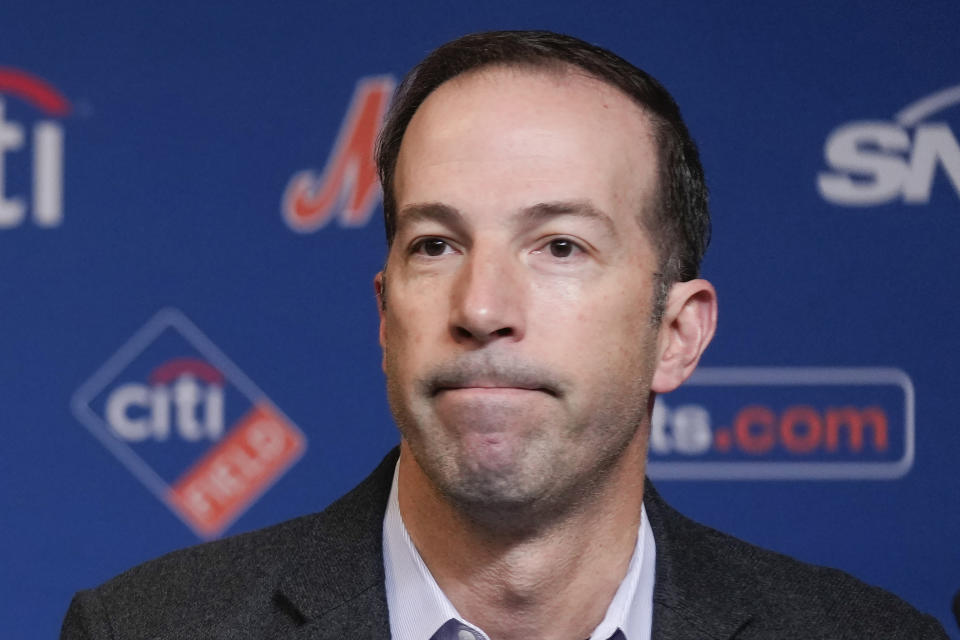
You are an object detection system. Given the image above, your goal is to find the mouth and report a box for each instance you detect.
[433,380,558,398]
[423,360,563,400]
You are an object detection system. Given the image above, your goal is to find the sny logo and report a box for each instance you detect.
[818,84,960,206]
[72,309,306,538]
[0,67,68,228]
[282,76,395,232]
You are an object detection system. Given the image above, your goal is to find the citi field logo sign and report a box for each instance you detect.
[818,84,960,206]
[72,309,306,538]
[282,76,395,232]
[647,368,913,480]
[0,67,68,228]
[105,358,226,443]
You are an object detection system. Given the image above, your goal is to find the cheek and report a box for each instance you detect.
[383,295,443,370]
[550,288,654,381]
[538,275,649,335]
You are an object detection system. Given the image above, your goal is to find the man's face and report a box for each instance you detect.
[379,66,664,515]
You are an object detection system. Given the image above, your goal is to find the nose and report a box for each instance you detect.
[449,249,525,345]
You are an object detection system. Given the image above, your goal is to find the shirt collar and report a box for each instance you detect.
[383,461,656,640]
[587,490,656,640]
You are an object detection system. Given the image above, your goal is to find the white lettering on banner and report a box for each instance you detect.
[246,418,286,461]
[33,120,63,226]
[105,376,225,442]
[651,401,712,455]
[651,397,892,458]
[0,99,26,227]
[0,98,65,227]
[818,83,960,206]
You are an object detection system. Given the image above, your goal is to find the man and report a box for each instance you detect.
[61,31,947,640]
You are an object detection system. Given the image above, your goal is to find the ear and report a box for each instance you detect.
[651,278,717,393]
[374,271,387,368]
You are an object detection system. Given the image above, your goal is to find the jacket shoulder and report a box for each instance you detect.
[644,483,948,639]
[724,529,943,638]
[63,510,325,639]
[61,449,398,640]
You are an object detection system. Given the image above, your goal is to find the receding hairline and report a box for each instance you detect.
[394,60,663,235]
[376,30,709,315]
[414,59,660,126]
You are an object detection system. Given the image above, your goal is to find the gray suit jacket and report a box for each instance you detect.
[61,449,947,639]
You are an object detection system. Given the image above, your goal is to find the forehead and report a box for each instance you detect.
[394,65,659,221]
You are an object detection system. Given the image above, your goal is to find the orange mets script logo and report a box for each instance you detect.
[282,76,395,232]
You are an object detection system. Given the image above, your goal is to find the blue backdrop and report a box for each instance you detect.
[2,1,958,637]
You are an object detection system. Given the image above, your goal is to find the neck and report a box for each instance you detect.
[397,434,647,640]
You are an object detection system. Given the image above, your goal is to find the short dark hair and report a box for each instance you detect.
[376,30,710,288]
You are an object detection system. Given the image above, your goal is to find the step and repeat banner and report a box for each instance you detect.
[2,1,958,637]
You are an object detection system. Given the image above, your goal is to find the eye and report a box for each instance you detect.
[411,237,452,257]
[548,238,578,258]
[534,237,585,260]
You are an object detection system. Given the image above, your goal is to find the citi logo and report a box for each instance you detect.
[282,76,395,232]
[818,84,960,206]
[106,358,225,442]
[0,67,68,228]
[72,309,306,538]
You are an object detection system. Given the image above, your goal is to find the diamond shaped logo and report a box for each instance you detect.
[71,308,307,539]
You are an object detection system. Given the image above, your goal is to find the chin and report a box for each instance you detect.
[458,431,521,472]
[443,446,557,511]
[444,472,541,514]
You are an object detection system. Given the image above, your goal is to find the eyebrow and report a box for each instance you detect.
[395,199,617,239]
[396,202,468,238]
[517,200,617,238]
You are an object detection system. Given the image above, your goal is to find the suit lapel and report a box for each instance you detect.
[267,454,755,639]
[645,481,754,640]
[274,449,400,639]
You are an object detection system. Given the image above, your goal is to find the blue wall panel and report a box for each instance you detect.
[2,1,958,636]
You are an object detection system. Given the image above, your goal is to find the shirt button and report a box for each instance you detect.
[457,629,478,640]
